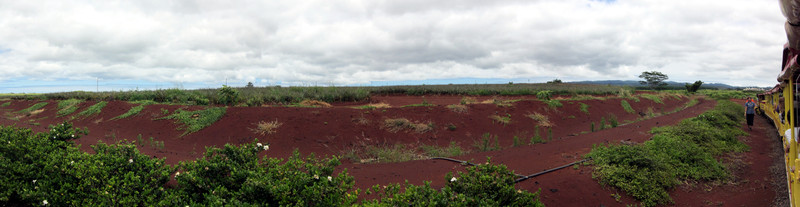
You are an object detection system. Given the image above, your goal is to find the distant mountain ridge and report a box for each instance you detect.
[569,80,751,89]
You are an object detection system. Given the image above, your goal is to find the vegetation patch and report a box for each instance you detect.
[0,102,9,107]
[526,112,552,127]
[156,107,227,136]
[299,99,332,108]
[400,100,435,108]
[56,99,83,117]
[620,100,635,114]
[361,159,544,207]
[586,100,748,206]
[352,102,391,110]
[489,114,512,125]
[639,94,664,104]
[110,105,147,120]
[383,118,433,133]
[75,101,108,118]
[545,100,563,108]
[473,133,502,152]
[250,120,283,135]
[16,102,48,115]
[2,121,544,206]
[579,103,590,114]
[460,96,478,104]
[420,142,465,158]
[446,104,468,113]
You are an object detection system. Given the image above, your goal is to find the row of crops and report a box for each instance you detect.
[6,83,628,106]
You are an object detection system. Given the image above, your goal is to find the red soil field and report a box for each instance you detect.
[0,95,783,206]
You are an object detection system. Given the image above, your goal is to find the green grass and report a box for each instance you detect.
[474,133,502,152]
[56,99,83,117]
[156,107,227,136]
[16,102,48,114]
[400,103,435,108]
[110,105,145,120]
[0,102,10,107]
[640,94,663,104]
[620,100,635,113]
[76,101,108,118]
[420,142,465,157]
[111,101,157,120]
[545,100,563,108]
[579,103,590,114]
[586,100,748,207]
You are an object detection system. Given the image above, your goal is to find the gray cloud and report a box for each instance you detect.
[0,0,787,89]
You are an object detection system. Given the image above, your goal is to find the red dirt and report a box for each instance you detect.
[0,95,781,206]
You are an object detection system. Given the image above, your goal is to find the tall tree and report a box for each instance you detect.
[638,71,669,90]
[684,80,703,93]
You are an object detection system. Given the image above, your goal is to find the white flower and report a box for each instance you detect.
[313,174,319,180]
[128,159,133,163]
[32,180,37,184]
[42,200,48,205]
[175,172,181,176]
[71,134,75,138]
[327,176,332,181]
[263,145,269,151]
[450,177,457,182]
[70,161,74,165]
[257,143,263,147]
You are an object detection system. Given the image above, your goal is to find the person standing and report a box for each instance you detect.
[745,97,756,130]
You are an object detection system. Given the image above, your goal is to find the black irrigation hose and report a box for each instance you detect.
[429,157,592,183]
[513,158,592,183]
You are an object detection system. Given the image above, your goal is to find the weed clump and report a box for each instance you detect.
[621,100,635,114]
[446,104,468,113]
[383,118,433,133]
[526,112,552,127]
[251,120,283,135]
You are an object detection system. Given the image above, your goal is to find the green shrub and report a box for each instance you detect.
[587,100,748,206]
[536,90,552,100]
[608,114,619,128]
[217,85,240,106]
[156,107,227,136]
[0,102,10,107]
[359,159,544,207]
[172,145,357,206]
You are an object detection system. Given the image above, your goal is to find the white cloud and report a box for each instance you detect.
[0,0,787,90]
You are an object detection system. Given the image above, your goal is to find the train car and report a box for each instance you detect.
[768,1,800,205]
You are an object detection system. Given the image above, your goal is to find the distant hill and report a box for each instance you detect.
[569,80,747,90]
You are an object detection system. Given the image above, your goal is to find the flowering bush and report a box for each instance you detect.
[360,158,544,206]
[46,121,88,142]
[2,123,543,206]
[169,141,358,206]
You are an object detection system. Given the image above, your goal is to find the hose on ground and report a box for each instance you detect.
[513,158,591,183]
[429,157,592,183]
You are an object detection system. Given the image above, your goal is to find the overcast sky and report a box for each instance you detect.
[0,0,787,92]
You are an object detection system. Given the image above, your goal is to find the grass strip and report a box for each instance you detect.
[16,102,48,114]
[56,99,83,117]
[76,101,107,118]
